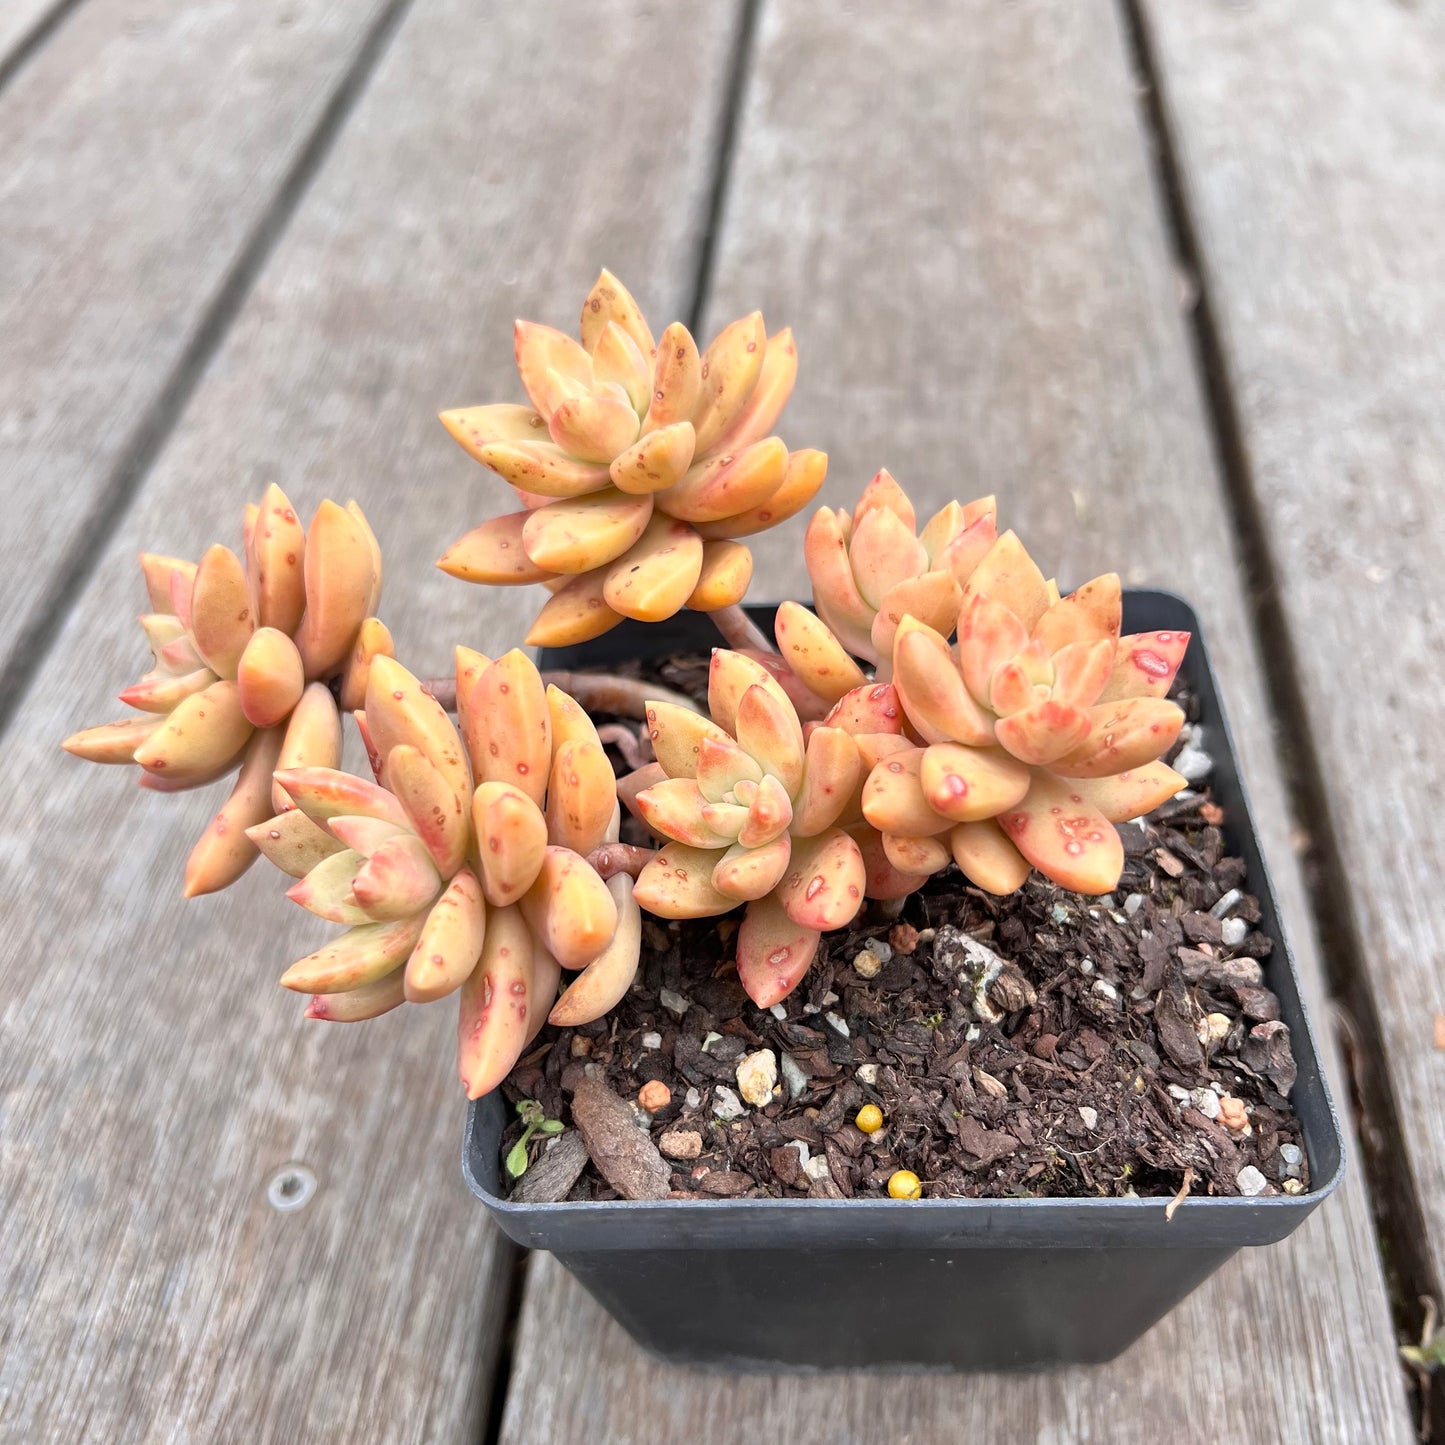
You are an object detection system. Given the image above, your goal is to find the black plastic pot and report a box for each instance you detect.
[462,592,1344,1371]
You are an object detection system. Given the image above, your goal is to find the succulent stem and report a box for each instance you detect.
[585,842,657,880]
[421,670,699,719]
[708,602,775,657]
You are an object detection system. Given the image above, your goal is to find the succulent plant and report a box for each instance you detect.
[772,469,997,704]
[436,271,828,646]
[249,649,635,1097]
[62,486,389,897]
[630,649,868,1008]
[864,532,1191,895]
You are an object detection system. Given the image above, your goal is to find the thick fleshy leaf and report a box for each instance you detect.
[635,777,733,848]
[466,648,551,807]
[117,666,215,715]
[617,761,666,819]
[405,867,487,1003]
[235,627,305,728]
[773,601,866,705]
[526,568,624,647]
[1050,698,1185,778]
[182,725,286,898]
[693,447,827,541]
[458,904,533,1100]
[777,827,866,931]
[695,735,765,806]
[548,874,643,1026]
[692,311,766,455]
[891,619,992,746]
[603,512,703,621]
[337,615,394,715]
[188,544,253,680]
[387,744,468,877]
[138,611,188,666]
[707,648,794,737]
[472,781,549,905]
[804,507,876,658]
[609,420,696,495]
[520,847,619,968]
[737,773,793,847]
[527,948,563,1044]
[949,819,1032,894]
[1048,637,1114,710]
[847,505,927,611]
[326,813,411,855]
[882,832,950,876]
[791,726,862,836]
[471,440,613,498]
[851,468,916,532]
[853,732,914,770]
[655,437,787,525]
[699,800,748,840]
[712,834,792,901]
[438,402,548,461]
[246,810,341,880]
[870,570,962,661]
[633,842,735,919]
[514,320,593,416]
[139,553,195,615]
[850,824,932,901]
[133,679,253,783]
[1031,573,1122,654]
[294,500,375,680]
[1098,630,1191,702]
[580,270,656,358]
[821,681,905,737]
[351,833,441,920]
[545,739,615,856]
[993,699,1093,767]
[997,774,1125,894]
[522,489,652,574]
[271,766,410,828]
[250,483,308,633]
[287,848,368,923]
[861,748,946,838]
[549,388,639,463]
[546,682,603,752]
[918,499,968,562]
[686,539,753,612]
[710,327,797,452]
[438,512,551,585]
[733,683,804,795]
[280,915,425,994]
[959,531,1051,631]
[958,593,1029,707]
[366,656,470,799]
[1065,761,1186,822]
[590,320,652,413]
[642,321,701,434]
[918,742,1032,823]
[935,509,998,588]
[735,893,820,1008]
[305,969,406,1022]
[988,658,1046,718]
[645,701,729,780]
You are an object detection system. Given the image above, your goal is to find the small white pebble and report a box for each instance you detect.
[1078,1106,1099,1130]
[787,1139,810,1166]
[1124,893,1144,917]
[685,1087,701,1109]
[1280,1143,1303,1165]
[1173,744,1213,782]
[1197,1012,1231,1048]
[1190,1087,1221,1120]
[802,1002,821,1016]
[1167,1084,1191,1102]
[735,1049,779,1108]
[916,928,936,945]
[711,1085,746,1121]
[1092,979,1120,1004]
[780,1052,809,1101]
[1220,917,1248,947]
[1282,1178,1304,1195]
[965,1023,981,1043]
[824,1011,850,1038]
[1050,903,1071,925]
[856,1063,880,1086]
[640,1031,662,1050]
[1079,958,1094,975]
[700,1031,723,1053]
[822,990,840,1007]
[769,1003,787,1021]
[803,1156,832,1183]
[659,987,690,1019]
[1236,1165,1268,1197]
[1209,888,1243,920]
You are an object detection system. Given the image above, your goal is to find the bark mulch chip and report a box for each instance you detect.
[499,663,1307,1204]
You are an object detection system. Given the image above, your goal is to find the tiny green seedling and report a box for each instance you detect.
[504,1098,565,1180]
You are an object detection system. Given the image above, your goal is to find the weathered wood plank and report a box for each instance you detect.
[501,4,1413,1442]
[1140,0,1445,1301]
[0,0,74,77]
[0,2,743,1440]
[0,0,406,694]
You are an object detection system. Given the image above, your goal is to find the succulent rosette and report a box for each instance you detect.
[62,485,390,896]
[862,532,1192,895]
[436,270,827,646]
[250,650,636,1098]
[629,649,870,1008]
[772,469,997,704]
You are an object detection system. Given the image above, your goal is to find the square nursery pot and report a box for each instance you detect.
[462,592,1345,1372]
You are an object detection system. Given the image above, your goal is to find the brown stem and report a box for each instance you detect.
[420,671,699,719]
[594,722,653,771]
[585,843,656,880]
[708,602,775,656]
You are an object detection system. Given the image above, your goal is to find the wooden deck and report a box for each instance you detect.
[0,2,1436,1440]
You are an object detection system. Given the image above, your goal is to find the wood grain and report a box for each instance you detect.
[1139,0,1445,1300]
[0,0,402,689]
[501,4,1413,1441]
[0,1,743,1439]
[0,0,73,77]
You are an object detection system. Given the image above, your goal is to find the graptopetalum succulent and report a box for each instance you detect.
[62,275,1198,1099]
[436,271,827,646]
[250,648,638,1097]
[61,486,390,897]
